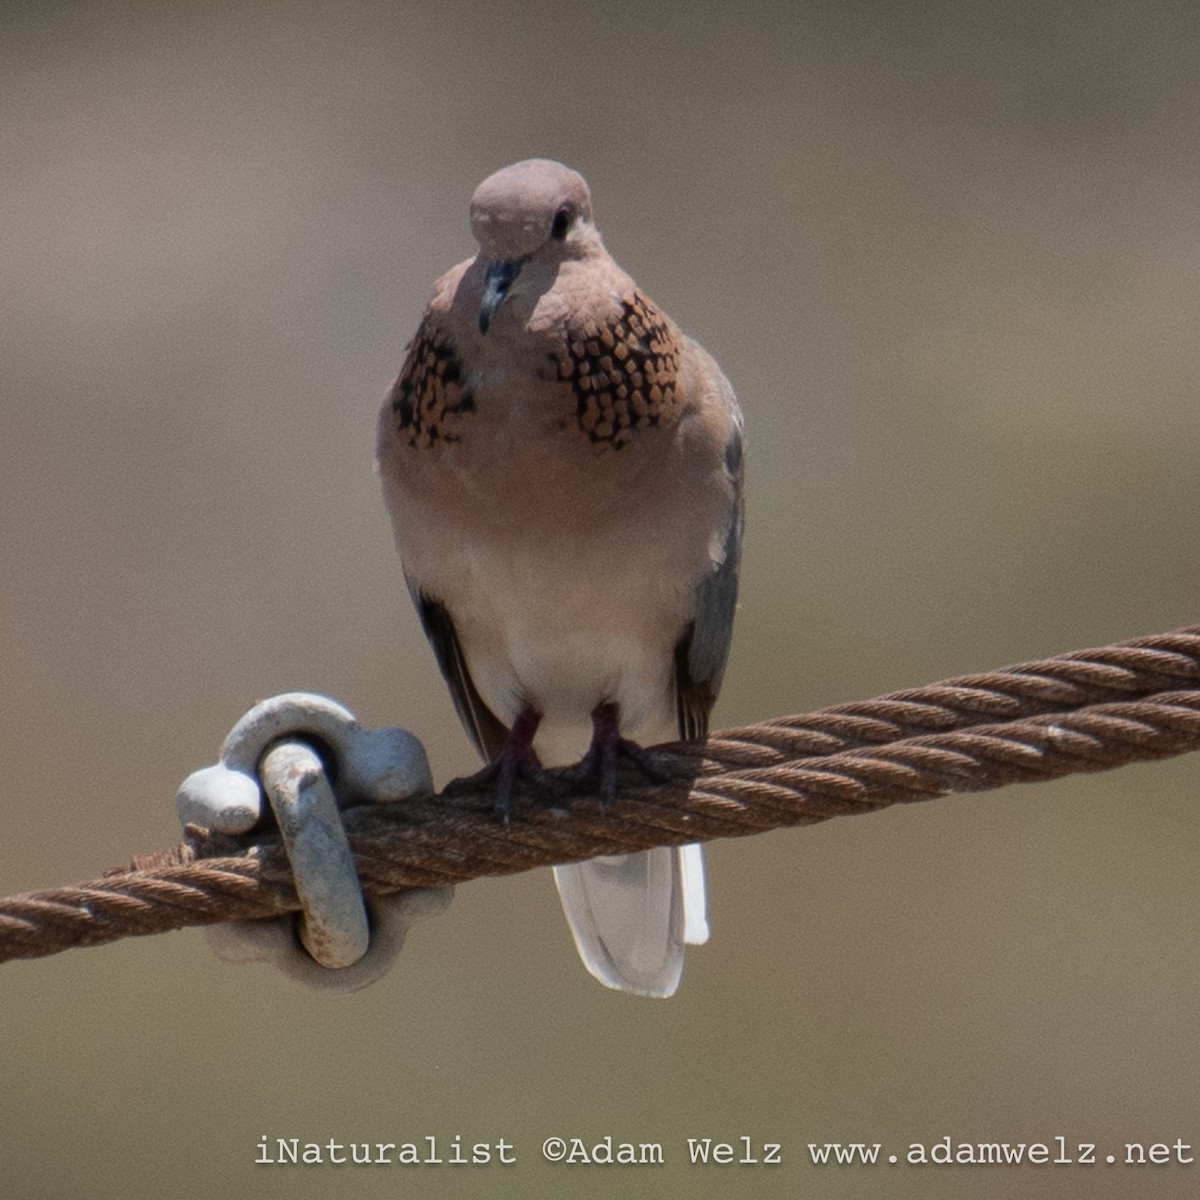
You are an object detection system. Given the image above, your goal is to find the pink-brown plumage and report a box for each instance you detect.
[377,160,742,995]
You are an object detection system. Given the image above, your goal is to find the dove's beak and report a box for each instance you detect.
[479,258,521,334]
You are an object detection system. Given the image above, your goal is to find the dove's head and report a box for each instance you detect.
[469,159,598,334]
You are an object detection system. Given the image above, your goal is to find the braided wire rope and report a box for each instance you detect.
[1,626,1197,964]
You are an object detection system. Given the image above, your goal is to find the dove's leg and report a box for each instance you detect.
[448,707,544,819]
[569,701,672,802]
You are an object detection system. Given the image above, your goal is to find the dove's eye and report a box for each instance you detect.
[550,204,575,240]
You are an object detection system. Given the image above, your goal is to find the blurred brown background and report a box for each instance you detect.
[2,2,1198,1197]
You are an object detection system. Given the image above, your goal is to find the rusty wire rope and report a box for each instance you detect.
[2,625,1198,965]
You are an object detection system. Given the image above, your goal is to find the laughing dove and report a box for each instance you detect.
[376,159,743,997]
